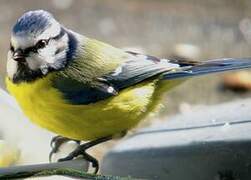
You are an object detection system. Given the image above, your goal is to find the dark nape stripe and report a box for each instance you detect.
[52,27,66,40]
[66,30,78,61]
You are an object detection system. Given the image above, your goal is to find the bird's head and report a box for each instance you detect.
[7,10,78,83]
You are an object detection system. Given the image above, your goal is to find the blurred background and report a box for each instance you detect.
[1,0,251,176]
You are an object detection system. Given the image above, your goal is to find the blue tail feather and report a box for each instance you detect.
[162,58,251,80]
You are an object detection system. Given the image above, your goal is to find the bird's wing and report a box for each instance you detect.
[53,51,184,105]
[101,51,182,90]
[162,57,251,79]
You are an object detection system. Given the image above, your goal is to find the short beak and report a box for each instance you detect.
[13,50,26,62]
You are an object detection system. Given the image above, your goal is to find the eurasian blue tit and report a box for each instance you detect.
[6,10,251,173]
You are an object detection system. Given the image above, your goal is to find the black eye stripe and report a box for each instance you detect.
[24,46,37,54]
[21,27,66,55]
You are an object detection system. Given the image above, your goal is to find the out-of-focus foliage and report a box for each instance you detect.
[0,140,20,167]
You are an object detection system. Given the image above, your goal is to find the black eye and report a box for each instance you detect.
[10,44,14,52]
[36,40,47,49]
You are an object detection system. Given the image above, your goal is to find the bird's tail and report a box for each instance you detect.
[162,58,251,80]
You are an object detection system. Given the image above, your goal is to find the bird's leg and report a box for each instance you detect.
[49,135,80,162]
[58,131,126,174]
[58,135,113,174]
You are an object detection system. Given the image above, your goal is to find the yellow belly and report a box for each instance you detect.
[5,74,180,140]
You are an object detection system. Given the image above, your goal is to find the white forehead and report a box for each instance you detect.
[37,19,61,39]
[11,20,61,49]
[11,35,33,49]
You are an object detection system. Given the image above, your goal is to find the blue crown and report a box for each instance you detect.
[13,10,54,35]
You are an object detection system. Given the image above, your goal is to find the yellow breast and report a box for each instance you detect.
[5,74,166,140]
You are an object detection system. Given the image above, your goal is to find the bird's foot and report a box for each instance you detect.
[49,135,80,162]
[58,146,99,174]
[50,132,127,174]
[58,135,114,174]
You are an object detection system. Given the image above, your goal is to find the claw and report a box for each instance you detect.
[58,147,99,174]
[50,136,59,148]
[57,135,114,174]
[49,136,80,162]
[50,136,70,149]
[50,133,126,174]
[49,150,54,162]
[82,152,99,174]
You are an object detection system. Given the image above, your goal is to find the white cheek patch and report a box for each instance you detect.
[26,41,58,71]
[39,43,57,63]
[26,56,45,71]
[6,51,18,80]
[26,36,68,72]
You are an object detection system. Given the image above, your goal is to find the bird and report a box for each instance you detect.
[5,10,251,173]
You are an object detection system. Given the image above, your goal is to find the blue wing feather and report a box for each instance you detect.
[53,52,178,104]
[162,58,251,79]
[53,50,251,105]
